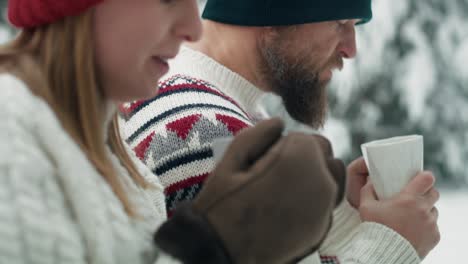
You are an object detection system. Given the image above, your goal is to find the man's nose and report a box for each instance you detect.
[337,24,357,59]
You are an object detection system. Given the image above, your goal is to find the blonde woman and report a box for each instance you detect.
[0,0,346,263]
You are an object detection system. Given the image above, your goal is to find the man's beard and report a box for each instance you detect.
[259,38,340,129]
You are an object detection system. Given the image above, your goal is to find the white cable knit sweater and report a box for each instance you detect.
[0,74,182,264]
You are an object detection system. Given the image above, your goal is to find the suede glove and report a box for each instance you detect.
[155,118,346,264]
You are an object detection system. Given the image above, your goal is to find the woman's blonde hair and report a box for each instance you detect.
[0,11,149,217]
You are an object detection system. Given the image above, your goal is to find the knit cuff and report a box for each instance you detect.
[154,203,232,264]
[319,200,362,252]
[349,222,421,264]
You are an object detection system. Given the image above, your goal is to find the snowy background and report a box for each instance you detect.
[327,1,468,261]
[0,0,465,262]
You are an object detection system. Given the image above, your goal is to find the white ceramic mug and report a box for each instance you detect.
[361,135,423,199]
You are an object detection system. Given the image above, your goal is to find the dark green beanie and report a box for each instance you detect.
[202,0,372,27]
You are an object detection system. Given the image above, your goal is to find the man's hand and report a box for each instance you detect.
[359,172,441,258]
[346,157,368,208]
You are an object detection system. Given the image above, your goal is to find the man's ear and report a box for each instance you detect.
[258,25,297,44]
[256,26,277,49]
[261,26,279,40]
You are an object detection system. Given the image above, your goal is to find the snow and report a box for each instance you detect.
[322,118,352,158]
[396,22,436,121]
[445,137,465,176]
[424,190,467,263]
[454,39,468,82]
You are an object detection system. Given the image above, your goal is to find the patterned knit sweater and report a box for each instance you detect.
[119,46,421,264]
[0,74,181,264]
[120,74,254,216]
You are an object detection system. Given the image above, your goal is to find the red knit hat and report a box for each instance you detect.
[8,0,104,28]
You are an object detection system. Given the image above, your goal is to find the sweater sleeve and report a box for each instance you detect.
[119,75,254,216]
[316,201,421,264]
[318,200,362,254]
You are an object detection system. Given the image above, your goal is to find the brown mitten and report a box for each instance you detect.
[155,119,345,264]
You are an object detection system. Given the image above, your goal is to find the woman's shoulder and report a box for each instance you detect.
[0,73,54,145]
[0,73,47,122]
[0,73,36,101]
[0,73,64,172]
[0,73,54,166]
